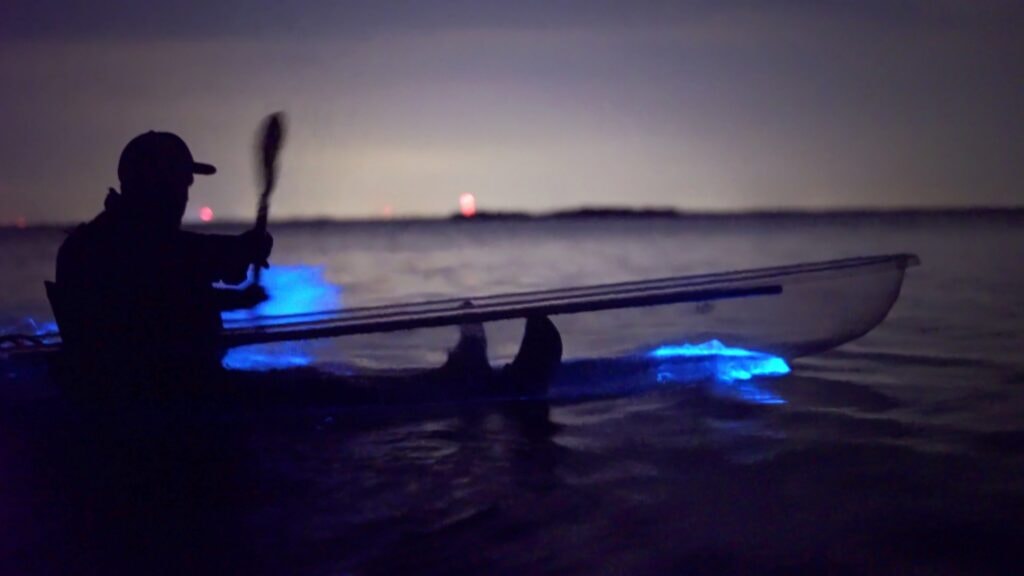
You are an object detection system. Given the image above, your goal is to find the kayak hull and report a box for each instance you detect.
[3,254,920,375]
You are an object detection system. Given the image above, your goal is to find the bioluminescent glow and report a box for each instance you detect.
[0,318,59,351]
[222,265,342,371]
[650,340,791,380]
[3,318,59,338]
[222,265,342,323]
[649,340,790,404]
[31,319,58,336]
[221,344,312,371]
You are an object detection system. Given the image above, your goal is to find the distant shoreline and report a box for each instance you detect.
[4,205,1023,230]
[449,206,1024,221]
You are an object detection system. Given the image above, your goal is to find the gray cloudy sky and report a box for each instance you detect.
[1,0,1022,223]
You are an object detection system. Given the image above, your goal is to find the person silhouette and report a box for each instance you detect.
[49,131,273,382]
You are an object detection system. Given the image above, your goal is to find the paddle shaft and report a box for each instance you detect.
[253,113,285,283]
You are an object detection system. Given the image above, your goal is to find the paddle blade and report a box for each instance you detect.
[260,112,286,173]
[255,112,286,235]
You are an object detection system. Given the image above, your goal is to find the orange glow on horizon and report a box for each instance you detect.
[14,216,27,229]
[459,193,476,218]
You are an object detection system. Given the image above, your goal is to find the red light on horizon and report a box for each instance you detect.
[459,193,476,218]
[15,216,28,229]
[199,206,215,223]
[382,204,394,219]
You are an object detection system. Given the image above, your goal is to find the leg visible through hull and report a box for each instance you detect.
[439,312,563,397]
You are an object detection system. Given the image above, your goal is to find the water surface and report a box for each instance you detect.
[1,214,1022,574]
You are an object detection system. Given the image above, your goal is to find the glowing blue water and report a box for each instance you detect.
[649,340,790,404]
[222,265,342,371]
[221,265,342,324]
[221,342,314,371]
[0,318,58,338]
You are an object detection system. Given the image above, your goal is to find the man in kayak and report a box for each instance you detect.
[47,129,561,396]
[50,131,273,381]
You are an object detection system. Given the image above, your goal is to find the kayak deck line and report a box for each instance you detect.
[223,284,783,346]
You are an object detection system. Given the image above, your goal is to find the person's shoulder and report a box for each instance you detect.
[58,211,120,263]
[59,222,89,250]
[61,213,105,244]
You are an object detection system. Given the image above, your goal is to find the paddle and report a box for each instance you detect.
[253,112,285,285]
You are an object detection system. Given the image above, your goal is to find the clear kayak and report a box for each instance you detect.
[217,253,920,363]
[2,254,919,365]
[0,254,919,404]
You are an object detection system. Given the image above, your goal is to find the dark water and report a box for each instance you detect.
[1,214,1023,574]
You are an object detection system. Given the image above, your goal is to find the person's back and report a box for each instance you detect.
[56,195,225,368]
[50,131,271,384]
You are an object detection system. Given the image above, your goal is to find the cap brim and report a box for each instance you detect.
[193,162,217,175]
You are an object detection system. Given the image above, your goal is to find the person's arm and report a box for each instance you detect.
[180,229,273,286]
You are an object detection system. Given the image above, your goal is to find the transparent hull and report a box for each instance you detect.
[5,254,918,371]
[542,253,919,360]
[220,254,919,370]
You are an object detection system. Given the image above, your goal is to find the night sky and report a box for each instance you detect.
[2,1,1022,223]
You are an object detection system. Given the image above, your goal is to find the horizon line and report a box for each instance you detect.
[4,204,1023,230]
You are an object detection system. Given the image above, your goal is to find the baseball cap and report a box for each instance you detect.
[117,131,216,186]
